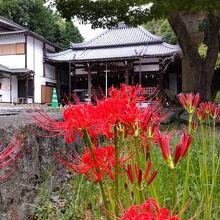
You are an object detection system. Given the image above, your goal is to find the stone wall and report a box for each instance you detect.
[0,113,80,220]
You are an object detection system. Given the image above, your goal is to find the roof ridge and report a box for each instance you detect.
[47,49,73,57]
[0,16,27,31]
[71,28,108,48]
[0,16,62,50]
[161,42,181,49]
[138,26,163,41]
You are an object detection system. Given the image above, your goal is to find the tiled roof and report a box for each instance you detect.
[47,43,180,62]
[0,64,33,74]
[71,26,163,49]
[47,26,181,62]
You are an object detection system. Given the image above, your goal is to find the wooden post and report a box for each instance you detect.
[139,61,142,85]
[68,62,72,99]
[32,72,35,103]
[159,73,163,94]
[124,60,129,85]
[131,61,134,85]
[56,66,61,103]
[26,76,28,103]
[10,74,12,103]
[105,62,108,97]
[87,63,91,102]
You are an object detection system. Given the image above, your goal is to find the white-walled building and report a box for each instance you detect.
[0,16,62,103]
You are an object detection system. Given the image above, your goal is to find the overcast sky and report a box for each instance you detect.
[73,18,105,42]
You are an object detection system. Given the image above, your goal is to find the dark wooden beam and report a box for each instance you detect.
[68,62,72,99]
[87,64,91,101]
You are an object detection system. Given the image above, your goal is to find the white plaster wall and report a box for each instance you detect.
[169,72,177,94]
[0,55,25,68]
[0,35,25,44]
[34,39,44,103]
[133,58,159,72]
[27,36,34,70]
[0,74,17,102]
[27,36,43,103]
[45,64,56,79]
[27,37,57,103]
[133,64,159,72]
[0,35,25,68]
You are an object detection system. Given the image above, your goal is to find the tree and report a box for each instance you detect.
[0,0,83,48]
[144,19,176,44]
[54,0,220,100]
[57,20,83,48]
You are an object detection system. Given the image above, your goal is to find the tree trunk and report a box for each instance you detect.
[168,12,220,100]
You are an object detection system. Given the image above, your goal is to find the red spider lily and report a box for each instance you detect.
[33,109,70,139]
[0,135,24,181]
[178,93,200,114]
[34,85,164,142]
[157,132,192,169]
[191,121,198,131]
[198,102,220,119]
[33,103,98,144]
[109,84,144,102]
[125,162,157,187]
[55,145,127,182]
[174,133,192,166]
[121,198,180,220]
[196,108,207,121]
[157,133,173,168]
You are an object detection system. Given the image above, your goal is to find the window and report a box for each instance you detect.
[0,43,25,55]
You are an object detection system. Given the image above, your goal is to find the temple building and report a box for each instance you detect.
[47,22,181,102]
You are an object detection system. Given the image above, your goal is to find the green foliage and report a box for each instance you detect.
[143,19,177,44]
[199,44,220,68]
[0,0,83,48]
[214,90,220,103]
[32,174,103,219]
[54,0,220,28]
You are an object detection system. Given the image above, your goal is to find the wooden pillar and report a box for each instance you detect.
[56,66,61,102]
[26,76,28,103]
[10,74,12,103]
[131,62,134,85]
[124,60,129,85]
[87,63,91,102]
[159,73,164,94]
[105,62,108,97]
[68,62,72,99]
[32,73,35,103]
[25,35,27,68]
[139,61,142,85]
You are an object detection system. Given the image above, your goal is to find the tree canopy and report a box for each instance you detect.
[54,0,220,100]
[54,0,220,28]
[0,0,83,48]
[143,19,176,44]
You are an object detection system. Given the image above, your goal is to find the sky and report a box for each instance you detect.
[73,18,105,42]
[45,1,104,42]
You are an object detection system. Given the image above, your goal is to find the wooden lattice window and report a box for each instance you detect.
[0,43,25,55]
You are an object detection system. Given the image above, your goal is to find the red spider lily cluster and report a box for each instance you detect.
[34,84,164,142]
[0,135,24,181]
[34,84,193,218]
[178,93,200,114]
[55,145,127,182]
[179,93,220,123]
[157,132,192,169]
[121,199,179,220]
